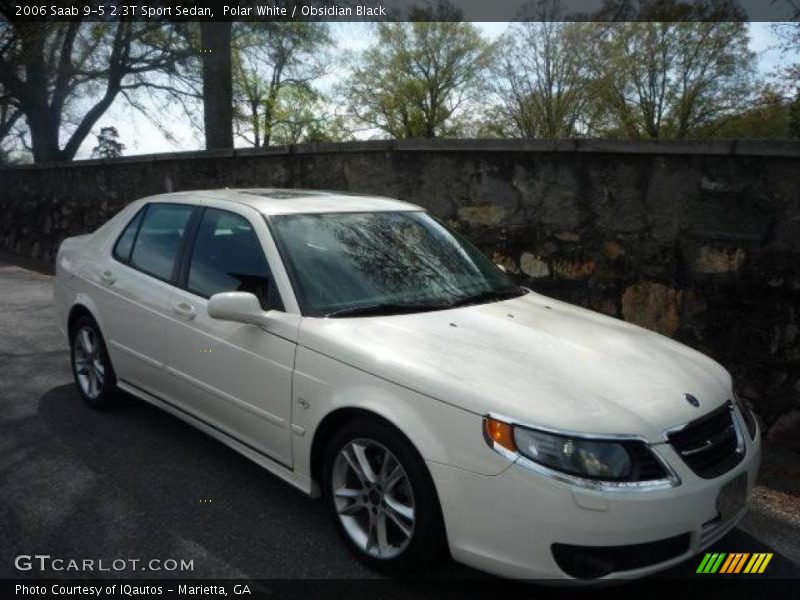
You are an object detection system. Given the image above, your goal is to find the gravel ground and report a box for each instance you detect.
[738,445,800,565]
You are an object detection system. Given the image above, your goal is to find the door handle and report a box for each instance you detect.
[99,270,115,285]
[173,301,197,320]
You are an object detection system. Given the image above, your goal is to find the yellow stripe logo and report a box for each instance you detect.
[697,552,773,574]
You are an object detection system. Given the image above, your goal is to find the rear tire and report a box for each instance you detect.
[70,316,119,409]
[323,418,448,575]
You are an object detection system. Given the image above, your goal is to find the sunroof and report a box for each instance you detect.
[238,189,330,200]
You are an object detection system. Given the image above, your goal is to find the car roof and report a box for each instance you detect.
[137,188,422,216]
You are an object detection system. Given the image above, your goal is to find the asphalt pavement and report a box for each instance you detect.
[1,258,798,585]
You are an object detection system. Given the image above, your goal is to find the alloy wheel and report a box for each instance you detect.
[331,438,416,559]
[73,326,105,399]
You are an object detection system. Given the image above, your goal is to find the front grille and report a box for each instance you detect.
[667,401,743,479]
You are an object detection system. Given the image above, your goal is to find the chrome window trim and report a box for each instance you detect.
[485,412,681,493]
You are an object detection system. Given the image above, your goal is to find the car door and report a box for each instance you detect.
[162,205,297,467]
[96,202,197,397]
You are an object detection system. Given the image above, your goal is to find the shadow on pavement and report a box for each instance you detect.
[3,383,796,583]
[24,384,481,580]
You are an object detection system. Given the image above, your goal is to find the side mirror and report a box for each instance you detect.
[208,292,268,326]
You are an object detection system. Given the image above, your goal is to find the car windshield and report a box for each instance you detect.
[270,211,524,317]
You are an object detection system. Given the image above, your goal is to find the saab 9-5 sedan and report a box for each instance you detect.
[54,188,761,580]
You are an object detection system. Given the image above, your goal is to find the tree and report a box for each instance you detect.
[201,22,233,150]
[790,89,800,138]
[345,19,493,138]
[265,85,350,146]
[0,82,22,162]
[232,22,332,147]
[692,86,791,139]
[589,20,755,139]
[0,16,196,162]
[90,126,125,158]
[0,82,20,140]
[772,22,800,93]
[493,10,599,138]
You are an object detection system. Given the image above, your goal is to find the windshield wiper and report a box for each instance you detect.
[446,287,525,308]
[325,301,452,318]
[325,288,526,318]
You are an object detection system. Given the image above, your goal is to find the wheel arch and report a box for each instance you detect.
[67,301,101,339]
[309,406,431,497]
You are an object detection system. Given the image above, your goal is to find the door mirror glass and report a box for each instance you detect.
[208,292,268,326]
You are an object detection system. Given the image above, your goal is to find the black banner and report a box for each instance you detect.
[2,0,799,23]
[4,578,800,600]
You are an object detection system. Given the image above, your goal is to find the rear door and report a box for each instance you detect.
[163,205,298,466]
[97,202,197,396]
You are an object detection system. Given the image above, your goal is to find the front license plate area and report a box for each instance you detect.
[717,472,748,523]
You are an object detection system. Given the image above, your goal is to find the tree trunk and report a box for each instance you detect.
[201,22,233,150]
[26,108,63,162]
[20,27,64,162]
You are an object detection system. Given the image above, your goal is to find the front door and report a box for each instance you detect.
[163,206,296,466]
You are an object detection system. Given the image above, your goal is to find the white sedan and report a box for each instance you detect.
[54,188,761,580]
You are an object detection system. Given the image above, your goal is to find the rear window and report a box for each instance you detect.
[112,208,145,263]
[128,204,195,282]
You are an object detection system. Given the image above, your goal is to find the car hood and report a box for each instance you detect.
[297,291,733,442]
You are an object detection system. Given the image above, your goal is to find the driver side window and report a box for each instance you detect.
[187,208,283,311]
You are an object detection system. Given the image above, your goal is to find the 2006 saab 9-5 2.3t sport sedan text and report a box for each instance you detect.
[54,189,761,581]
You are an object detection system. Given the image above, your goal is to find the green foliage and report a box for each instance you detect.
[345,21,494,138]
[772,23,800,93]
[232,22,336,146]
[588,21,755,139]
[268,85,350,145]
[695,88,791,139]
[790,90,800,139]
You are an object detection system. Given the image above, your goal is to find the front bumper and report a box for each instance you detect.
[429,427,761,580]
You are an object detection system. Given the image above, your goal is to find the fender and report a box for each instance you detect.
[292,346,511,482]
[71,292,107,336]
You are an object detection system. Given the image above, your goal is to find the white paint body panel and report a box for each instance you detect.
[296,292,734,442]
[53,189,761,581]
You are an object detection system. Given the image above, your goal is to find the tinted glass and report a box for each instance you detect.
[113,208,145,263]
[271,211,521,317]
[188,208,281,310]
[130,204,194,281]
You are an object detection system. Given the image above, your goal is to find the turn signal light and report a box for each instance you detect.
[484,417,516,452]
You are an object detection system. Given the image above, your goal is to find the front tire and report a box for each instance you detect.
[70,316,118,409]
[323,418,448,574]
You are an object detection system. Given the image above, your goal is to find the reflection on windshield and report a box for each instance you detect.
[270,211,523,317]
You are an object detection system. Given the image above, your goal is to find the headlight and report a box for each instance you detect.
[733,390,758,440]
[514,427,632,479]
[484,416,672,485]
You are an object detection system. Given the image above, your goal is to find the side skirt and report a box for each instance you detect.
[117,380,318,498]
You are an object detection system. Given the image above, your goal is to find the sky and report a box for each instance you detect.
[82,22,795,160]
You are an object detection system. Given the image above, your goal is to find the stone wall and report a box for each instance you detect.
[1,138,799,440]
